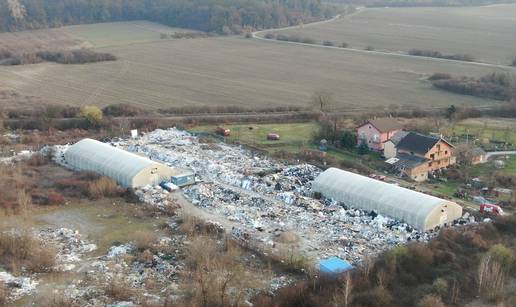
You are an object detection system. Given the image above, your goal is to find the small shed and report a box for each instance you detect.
[471,147,487,165]
[319,257,353,275]
[171,168,195,187]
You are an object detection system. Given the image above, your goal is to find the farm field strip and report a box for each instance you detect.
[0,21,509,110]
[270,5,516,66]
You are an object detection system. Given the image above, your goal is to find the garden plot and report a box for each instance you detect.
[119,128,470,265]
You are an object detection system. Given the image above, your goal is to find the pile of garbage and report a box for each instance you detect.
[37,227,97,271]
[47,128,475,267]
[0,271,38,301]
[115,128,430,264]
[0,149,34,164]
[134,185,179,211]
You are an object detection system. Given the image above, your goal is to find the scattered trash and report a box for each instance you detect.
[37,227,97,268]
[112,128,473,265]
[0,271,38,301]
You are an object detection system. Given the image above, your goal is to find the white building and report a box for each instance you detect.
[64,138,175,188]
[312,168,462,231]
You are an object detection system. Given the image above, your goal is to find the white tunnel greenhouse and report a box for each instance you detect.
[312,168,462,231]
[64,138,175,188]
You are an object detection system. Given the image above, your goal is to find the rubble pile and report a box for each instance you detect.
[0,271,38,301]
[45,234,184,306]
[134,185,179,211]
[37,227,97,271]
[0,149,34,164]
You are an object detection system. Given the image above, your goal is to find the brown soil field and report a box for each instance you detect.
[0,21,511,111]
[274,4,516,65]
[0,28,87,52]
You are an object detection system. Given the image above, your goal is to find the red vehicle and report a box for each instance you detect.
[480,203,504,216]
[216,127,230,137]
[267,133,280,141]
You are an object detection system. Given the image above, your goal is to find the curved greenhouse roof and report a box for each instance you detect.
[312,168,462,231]
[64,138,174,188]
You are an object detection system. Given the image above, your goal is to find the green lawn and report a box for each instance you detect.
[449,122,516,149]
[470,155,516,177]
[190,122,320,153]
[432,181,460,198]
[190,122,389,173]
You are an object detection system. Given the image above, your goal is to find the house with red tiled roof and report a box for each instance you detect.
[356,118,403,151]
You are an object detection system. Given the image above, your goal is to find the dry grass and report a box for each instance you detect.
[0,28,86,53]
[275,5,516,65]
[0,22,504,111]
[104,277,134,301]
[87,176,122,199]
[0,231,56,274]
[132,230,158,251]
[0,283,7,306]
[180,235,258,307]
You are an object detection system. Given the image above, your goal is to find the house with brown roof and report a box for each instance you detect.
[385,132,456,181]
[356,118,403,151]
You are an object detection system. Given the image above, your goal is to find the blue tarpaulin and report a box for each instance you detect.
[319,257,353,275]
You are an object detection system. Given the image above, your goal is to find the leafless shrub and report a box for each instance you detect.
[0,231,56,274]
[477,255,505,300]
[409,49,474,62]
[331,272,353,307]
[17,189,32,212]
[36,292,74,307]
[169,32,208,39]
[180,235,253,307]
[0,49,116,66]
[417,294,445,307]
[104,278,134,301]
[133,230,158,251]
[102,103,144,117]
[179,214,205,237]
[27,153,49,166]
[87,176,122,199]
[0,283,6,306]
[428,73,452,81]
[430,72,514,101]
[47,192,66,206]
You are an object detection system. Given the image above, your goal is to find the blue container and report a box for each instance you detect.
[171,174,194,187]
[319,257,353,275]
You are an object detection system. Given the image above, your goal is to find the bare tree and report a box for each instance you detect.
[312,91,335,113]
[477,255,505,299]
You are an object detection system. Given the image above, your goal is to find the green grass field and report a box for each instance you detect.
[449,118,516,148]
[470,156,516,178]
[190,122,320,153]
[274,5,516,65]
[0,20,507,111]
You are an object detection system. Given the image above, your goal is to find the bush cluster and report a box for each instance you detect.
[409,49,474,62]
[0,232,56,274]
[430,72,514,101]
[0,49,116,66]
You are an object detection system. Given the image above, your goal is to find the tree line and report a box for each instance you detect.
[327,0,516,7]
[0,0,335,34]
[0,49,116,65]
